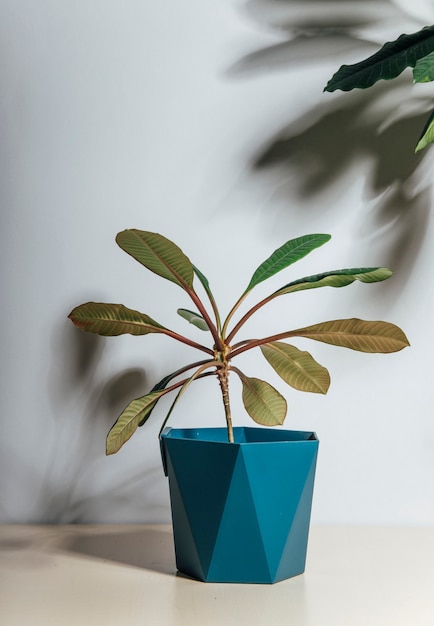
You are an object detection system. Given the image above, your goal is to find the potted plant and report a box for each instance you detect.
[69,229,409,583]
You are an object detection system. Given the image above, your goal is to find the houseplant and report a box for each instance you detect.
[69,229,409,583]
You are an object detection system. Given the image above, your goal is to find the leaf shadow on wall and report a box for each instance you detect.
[38,322,164,523]
[230,0,431,291]
[251,89,431,289]
[229,0,393,78]
[230,0,412,79]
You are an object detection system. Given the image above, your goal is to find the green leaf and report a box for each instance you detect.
[413,51,434,83]
[325,25,434,92]
[415,109,434,152]
[139,373,177,427]
[290,318,410,353]
[116,230,194,289]
[261,342,330,394]
[177,308,209,331]
[237,374,287,426]
[193,265,211,295]
[245,234,331,293]
[106,390,165,454]
[68,302,167,336]
[274,267,392,297]
[193,264,222,333]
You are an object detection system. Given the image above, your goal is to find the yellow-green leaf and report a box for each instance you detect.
[238,374,287,426]
[68,302,167,336]
[261,342,330,394]
[291,318,410,353]
[177,308,209,331]
[106,391,164,455]
[415,110,434,152]
[116,230,194,289]
[413,51,434,83]
[275,267,392,296]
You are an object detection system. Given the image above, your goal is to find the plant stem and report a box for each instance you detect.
[188,289,224,351]
[221,291,250,341]
[229,329,300,359]
[158,362,222,436]
[217,366,234,443]
[162,328,214,355]
[225,292,278,344]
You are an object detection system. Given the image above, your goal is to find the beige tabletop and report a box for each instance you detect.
[1,524,434,626]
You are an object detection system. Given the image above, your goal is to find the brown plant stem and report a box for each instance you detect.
[158,362,222,436]
[225,292,279,344]
[188,288,224,351]
[217,366,234,443]
[161,328,215,355]
[229,330,300,359]
[221,291,250,341]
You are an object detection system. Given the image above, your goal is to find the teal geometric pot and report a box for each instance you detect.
[160,427,319,584]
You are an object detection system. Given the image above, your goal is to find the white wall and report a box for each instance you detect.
[1,1,433,524]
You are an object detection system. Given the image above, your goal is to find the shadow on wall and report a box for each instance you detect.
[32,322,165,523]
[251,87,432,285]
[230,0,432,289]
[231,0,419,80]
[229,0,398,78]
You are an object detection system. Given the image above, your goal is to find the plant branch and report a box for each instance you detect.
[158,362,222,436]
[203,288,222,336]
[161,328,215,355]
[225,292,278,344]
[156,363,221,401]
[152,359,217,391]
[187,288,224,351]
[230,330,300,359]
[221,291,250,341]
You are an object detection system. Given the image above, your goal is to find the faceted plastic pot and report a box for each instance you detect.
[160,426,319,584]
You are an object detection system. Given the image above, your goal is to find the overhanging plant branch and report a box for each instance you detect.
[325,26,434,92]
[325,25,434,151]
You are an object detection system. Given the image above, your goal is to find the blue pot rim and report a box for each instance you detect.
[160,427,318,475]
[161,426,318,444]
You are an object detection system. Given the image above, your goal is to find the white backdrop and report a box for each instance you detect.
[1,1,434,524]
